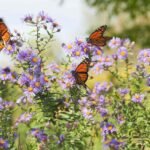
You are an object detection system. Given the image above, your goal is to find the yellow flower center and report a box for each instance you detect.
[84,48,87,52]
[28,87,33,92]
[120,51,126,56]
[97,50,102,55]
[144,52,148,57]
[3,73,7,77]
[108,125,113,130]
[86,111,91,115]
[29,75,33,80]
[75,51,80,56]
[67,44,72,49]
[0,139,5,144]
[135,95,140,99]
[44,76,49,82]
[35,82,40,87]
[32,57,38,63]
[105,57,110,62]
[7,45,12,51]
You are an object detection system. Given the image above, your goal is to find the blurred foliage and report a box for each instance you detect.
[85,0,150,19]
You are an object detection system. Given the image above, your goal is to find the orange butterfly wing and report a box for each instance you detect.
[73,58,90,86]
[89,25,107,40]
[0,20,10,50]
[87,25,111,46]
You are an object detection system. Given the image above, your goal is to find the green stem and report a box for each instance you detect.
[125,58,129,83]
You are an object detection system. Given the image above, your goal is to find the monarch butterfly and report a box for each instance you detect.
[87,25,111,47]
[72,58,90,88]
[0,18,10,50]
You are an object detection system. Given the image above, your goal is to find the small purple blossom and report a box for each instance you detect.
[17,49,32,62]
[97,107,108,117]
[92,55,113,74]
[105,139,124,150]
[93,82,113,94]
[30,79,43,93]
[147,77,150,86]
[29,55,41,66]
[37,11,48,21]
[0,138,8,149]
[78,97,90,107]
[2,43,16,55]
[57,134,65,144]
[0,67,11,81]
[118,88,130,97]
[117,47,128,60]
[100,122,116,135]
[16,96,33,104]
[122,38,135,49]
[31,128,48,142]
[15,112,33,127]
[138,49,150,65]
[23,14,33,23]
[132,94,145,103]
[47,63,60,75]
[58,72,75,89]
[81,107,93,120]
[108,37,122,49]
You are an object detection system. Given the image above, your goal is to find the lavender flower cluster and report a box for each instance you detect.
[0,11,149,150]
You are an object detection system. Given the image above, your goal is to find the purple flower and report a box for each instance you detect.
[30,79,43,93]
[81,107,93,120]
[138,49,150,65]
[17,50,31,62]
[98,95,105,105]
[0,67,11,81]
[29,55,41,66]
[15,113,33,127]
[100,122,116,135]
[108,37,122,49]
[147,77,150,86]
[132,94,145,103]
[3,101,15,109]
[0,138,8,149]
[3,43,16,55]
[23,14,33,23]
[47,63,60,75]
[112,54,118,60]
[37,11,48,21]
[93,82,113,94]
[57,134,65,144]
[58,72,75,89]
[78,97,90,107]
[10,71,18,82]
[92,56,113,74]
[97,107,108,117]
[23,86,35,97]
[18,73,32,86]
[118,88,129,97]
[63,38,104,59]
[105,139,124,150]
[16,96,33,104]
[40,74,50,86]
[122,38,135,49]
[117,47,128,60]
[117,115,125,124]
[31,128,48,142]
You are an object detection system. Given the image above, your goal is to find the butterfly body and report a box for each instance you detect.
[0,18,10,50]
[72,58,90,87]
[87,25,111,47]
